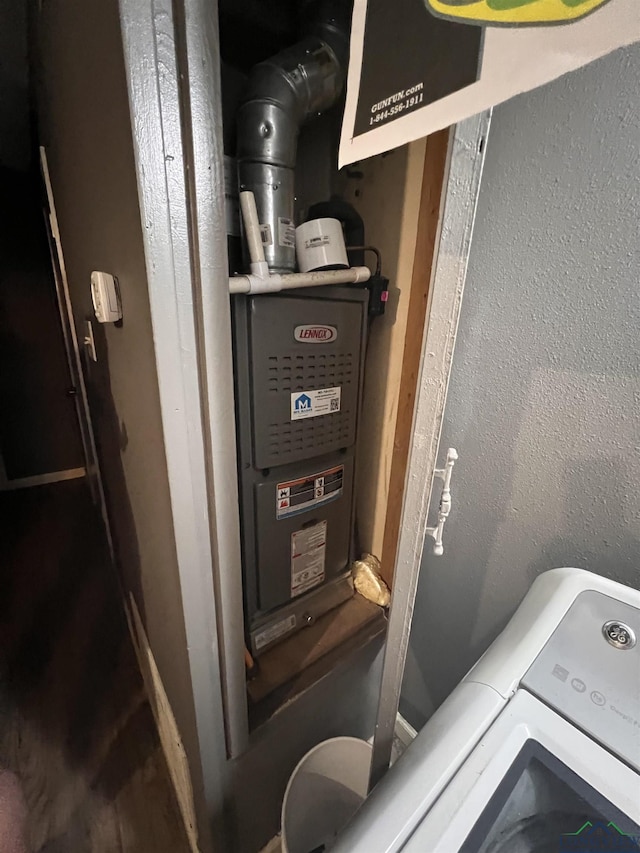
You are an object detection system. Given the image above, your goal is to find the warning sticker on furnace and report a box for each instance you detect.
[291,521,326,598]
[291,386,341,421]
[276,465,344,519]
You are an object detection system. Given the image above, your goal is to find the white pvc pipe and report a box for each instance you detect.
[229,265,371,294]
[232,190,371,294]
[239,191,266,265]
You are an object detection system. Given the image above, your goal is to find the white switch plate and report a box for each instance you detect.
[91,271,122,323]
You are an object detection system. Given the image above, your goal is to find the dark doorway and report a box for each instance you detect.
[0,166,85,482]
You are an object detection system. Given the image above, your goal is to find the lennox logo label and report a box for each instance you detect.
[294,324,337,343]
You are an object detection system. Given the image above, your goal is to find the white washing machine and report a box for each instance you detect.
[333,568,640,853]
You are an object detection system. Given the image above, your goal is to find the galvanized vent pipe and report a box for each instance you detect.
[237,1,350,273]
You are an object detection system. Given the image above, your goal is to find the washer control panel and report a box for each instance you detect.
[602,619,636,650]
[522,590,640,770]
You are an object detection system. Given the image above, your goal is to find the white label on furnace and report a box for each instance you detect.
[291,521,326,598]
[254,614,296,650]
[278,217,296,248]
[290,386,341,421]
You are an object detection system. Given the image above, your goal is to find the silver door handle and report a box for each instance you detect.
[425,448,458,556]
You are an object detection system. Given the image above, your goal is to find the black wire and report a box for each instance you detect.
[346,245,383,555]
[346,245,382,276]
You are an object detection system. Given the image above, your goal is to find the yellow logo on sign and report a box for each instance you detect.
[425,0,611,25]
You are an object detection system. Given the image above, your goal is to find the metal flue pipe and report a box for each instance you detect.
[237,1,351,273]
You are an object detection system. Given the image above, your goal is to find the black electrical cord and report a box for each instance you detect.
[346,246,384,557]
[346,245,382,276]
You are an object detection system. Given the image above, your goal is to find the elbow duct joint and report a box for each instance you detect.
[237,3,350,273]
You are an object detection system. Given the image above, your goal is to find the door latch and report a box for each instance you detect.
[425,448,458,556]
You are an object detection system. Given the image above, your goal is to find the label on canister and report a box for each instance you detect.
[278,217,296,248]
[260,224,273,246]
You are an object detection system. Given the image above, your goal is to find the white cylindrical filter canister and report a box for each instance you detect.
[295,218,349,272]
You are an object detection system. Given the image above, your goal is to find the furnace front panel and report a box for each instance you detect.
[233,286,368,654]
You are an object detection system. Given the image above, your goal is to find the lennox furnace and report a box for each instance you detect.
[233,286,368,654]
[228,0,378,654]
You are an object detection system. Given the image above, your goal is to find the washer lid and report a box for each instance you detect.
[402,690,640,853]
[522,590,640,770]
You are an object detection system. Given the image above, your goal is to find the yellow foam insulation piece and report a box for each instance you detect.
[352,553,391,608]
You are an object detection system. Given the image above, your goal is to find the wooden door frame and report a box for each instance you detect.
[380,128,450,577]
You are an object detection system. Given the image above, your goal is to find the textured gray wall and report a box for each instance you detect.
[401,43,640,729]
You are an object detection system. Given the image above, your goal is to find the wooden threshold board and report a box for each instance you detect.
[247,594,386,721]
